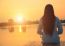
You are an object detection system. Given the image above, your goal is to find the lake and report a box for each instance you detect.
[0,24,65,46]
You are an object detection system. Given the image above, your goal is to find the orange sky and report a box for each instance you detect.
[0,0,65,22]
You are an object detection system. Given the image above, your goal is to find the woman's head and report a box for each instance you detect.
[44,4,54,17]
[42,4,55,36]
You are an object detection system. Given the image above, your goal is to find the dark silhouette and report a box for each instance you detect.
[41,4,55,36]
[37,4,63,46]
[60,20,65,23]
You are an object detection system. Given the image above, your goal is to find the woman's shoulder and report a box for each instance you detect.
[55,16,61,25]
[55,16,60,22]
[55,16,59,20]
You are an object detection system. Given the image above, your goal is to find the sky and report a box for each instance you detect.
[0,0,65,22]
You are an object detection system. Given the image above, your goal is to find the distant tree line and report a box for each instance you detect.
[60,20,65,23]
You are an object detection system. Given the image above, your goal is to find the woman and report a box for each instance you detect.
[37,4,63,46]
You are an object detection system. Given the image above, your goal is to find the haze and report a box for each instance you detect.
[0,0,65,22]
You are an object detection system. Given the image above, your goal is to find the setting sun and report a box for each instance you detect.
[16,16,23,23]
[13,13,24,24]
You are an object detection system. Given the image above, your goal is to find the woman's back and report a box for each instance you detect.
[38,17,63,43]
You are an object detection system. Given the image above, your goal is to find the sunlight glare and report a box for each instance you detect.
[19,25,22,32]
[14,13,24,24]
[16,16,23,23]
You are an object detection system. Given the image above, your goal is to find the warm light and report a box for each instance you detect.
[14,13,24,24]
[16,16,23,23]
[19,25,22,32]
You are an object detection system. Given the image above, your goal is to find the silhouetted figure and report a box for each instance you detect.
[37,4,63,46]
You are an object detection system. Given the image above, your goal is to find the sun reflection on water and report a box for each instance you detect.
[19,25,22,32]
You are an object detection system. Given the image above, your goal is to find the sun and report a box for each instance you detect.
[14,14,24,24]
[16,15,23,23]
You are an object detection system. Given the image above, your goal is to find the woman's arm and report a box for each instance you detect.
[57,18,63,34]
[37,20,43,35]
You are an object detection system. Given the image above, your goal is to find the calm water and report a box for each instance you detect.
[0,24,65,46]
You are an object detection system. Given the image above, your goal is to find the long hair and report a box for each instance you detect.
[42,4,55,36]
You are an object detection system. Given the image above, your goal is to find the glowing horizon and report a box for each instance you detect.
[0,0,65,22]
